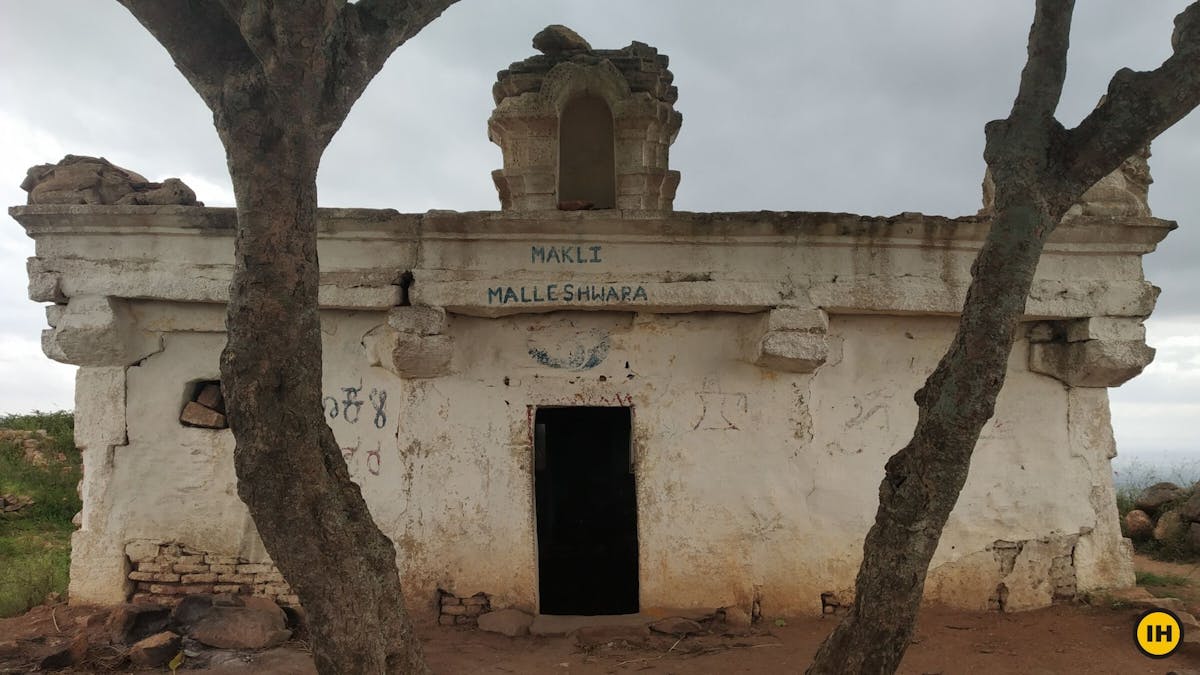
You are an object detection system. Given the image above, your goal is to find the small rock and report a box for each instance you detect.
[37,634,88,670]
[1135,482,1185,515]
[107,603,170,645]
[1124,509,1154,540]
[128,631,181,668]
[1188,522,1200,552]
[532,25,591,55]
[189,605,292,650]
[242,595,287,625]
[180,401,227,429]
[1154,510,1186,542]
[648,617,703,636]
[1179,491,1200,523]
[196,383,225,412]
[477,608,534,637]
[721,606,752,627]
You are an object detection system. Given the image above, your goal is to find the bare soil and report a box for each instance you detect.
[3,554,1199,674]
[2,602,1198,674]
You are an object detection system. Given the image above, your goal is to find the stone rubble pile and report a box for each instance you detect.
[21,155,199,206]
[0,493,34,516]
[1122,481,1200,552]
[179,382,229,429]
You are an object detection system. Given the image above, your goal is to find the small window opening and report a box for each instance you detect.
[558,95,616,209]
[535,406,638,615]
[179,380,228,429]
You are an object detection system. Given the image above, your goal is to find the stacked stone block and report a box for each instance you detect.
[124,540,298,607]
[437,590,491,627]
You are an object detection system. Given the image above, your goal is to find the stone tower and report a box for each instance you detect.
[488,26,682,211]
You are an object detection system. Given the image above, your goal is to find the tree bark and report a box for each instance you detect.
[807,1,1200,672]
[115,2,458,673]
[219,131,428,674]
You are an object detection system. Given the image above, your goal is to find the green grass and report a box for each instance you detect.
[1136,571,1191,587]
[0,411,79,618]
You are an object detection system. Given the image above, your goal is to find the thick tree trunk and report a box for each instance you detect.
[219,134,429,675]
[806,196,1060,674]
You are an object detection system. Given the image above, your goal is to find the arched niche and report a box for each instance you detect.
[558,95,616,209]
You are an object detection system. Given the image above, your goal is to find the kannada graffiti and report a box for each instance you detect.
[323,382,389,429]
[341,439,383,476]
[487,283,648,305]
[531,245,603,264]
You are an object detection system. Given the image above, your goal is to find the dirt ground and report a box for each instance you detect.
[3,556,1199,674]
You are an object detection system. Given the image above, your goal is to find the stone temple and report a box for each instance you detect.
[12,27,1165,622]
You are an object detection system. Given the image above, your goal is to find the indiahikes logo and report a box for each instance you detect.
[1133,609,1183,659]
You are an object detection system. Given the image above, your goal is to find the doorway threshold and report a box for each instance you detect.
[529,613,650,637]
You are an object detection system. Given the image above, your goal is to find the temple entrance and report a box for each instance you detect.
[534,406,638,615]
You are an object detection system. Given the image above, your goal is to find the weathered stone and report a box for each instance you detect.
[179,401,226,428]
[364,328,453,379]
[1029,338,1156,388]
[648,617,703,636]
[721,606,752,627]
[195,382,224,411]
[387,306,446,336]
[36,634,88,671]
[1135,482,1186,514]
[532,25,591,55]
[1154,510,1185,542]
[765,308,829,333]
[477,608,534,637]
[115,177,197,206]
[181,572,218,583]
[242,595,288,626]
[173,563,210,574]
[23,155,146,205]
[1188,523,1200,552]
[1123,510,1154,541]
[441,604,467,616]
[1179,490,1200,523]
[170,594,217,630]
[42,295,161,367]
[237,563,273,575]
[106,603,170,644]
[189,606,291,650]
[22,155,197,207]
[756,331,829,373]
[128,631,181,668]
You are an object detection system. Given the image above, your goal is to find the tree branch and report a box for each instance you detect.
[1011,0,1075,122]
[316,0,459,140]
[116,0,260,112]
[1064,1,1200,191]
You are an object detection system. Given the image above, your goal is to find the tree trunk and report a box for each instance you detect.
[805,194,1060,674]
[219,132,429,675]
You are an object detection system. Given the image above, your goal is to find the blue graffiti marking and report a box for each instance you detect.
[528,330,611,370]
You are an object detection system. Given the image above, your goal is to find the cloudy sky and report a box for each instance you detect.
[1,1,1197,477]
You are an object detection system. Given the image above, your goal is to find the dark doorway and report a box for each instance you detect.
[558,95,616,209]
[535,406,638,615]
